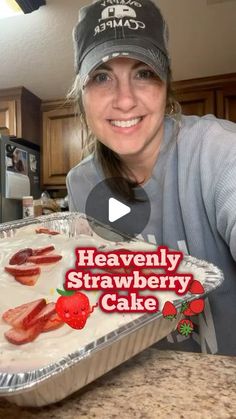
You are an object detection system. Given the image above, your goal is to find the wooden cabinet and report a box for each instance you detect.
[0,100,17,136]
[42,101,82,188]
[0,87,41,145]
[174,90,215,117]
[216,87,236,122]
[173,73,236,122]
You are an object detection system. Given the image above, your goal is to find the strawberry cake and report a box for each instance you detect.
[0,224,207,373]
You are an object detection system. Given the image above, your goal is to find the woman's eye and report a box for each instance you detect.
[93,72,110,84]
[136,69,155,80]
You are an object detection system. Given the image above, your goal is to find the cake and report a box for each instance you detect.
[0,222,206,373]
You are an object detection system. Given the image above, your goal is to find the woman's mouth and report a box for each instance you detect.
[109,117,143,128]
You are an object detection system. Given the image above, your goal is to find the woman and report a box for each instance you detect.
[67,0,236,355]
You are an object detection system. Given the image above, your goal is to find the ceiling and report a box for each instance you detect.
[0,0,236,101]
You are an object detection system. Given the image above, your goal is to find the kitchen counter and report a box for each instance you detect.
[0,348,235,419]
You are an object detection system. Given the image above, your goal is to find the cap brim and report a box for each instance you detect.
[79,38,168,86]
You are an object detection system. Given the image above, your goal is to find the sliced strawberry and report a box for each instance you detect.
[2,302,31,325]
[14,273,40,286]
[5,263,41,277]
[35,227,50,234]
[42,312,64,332]
[9,248,33,265]
[32,245,55,256]
[27,302,56,327]
[48,230,60,235]
[10,298,46,329]
[4,322,45,345]
[35,227,60,235]
[27,254,62,264]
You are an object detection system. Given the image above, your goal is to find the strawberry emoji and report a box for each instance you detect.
[162,301,177,319]
[189,298,205,314]
[180,302,195,316]
[177,319,194,336]
[189,280,204,295]
[183,307,195,316]
[56,292,92,330]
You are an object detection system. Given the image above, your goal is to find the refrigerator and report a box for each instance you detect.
[0,135,41,223]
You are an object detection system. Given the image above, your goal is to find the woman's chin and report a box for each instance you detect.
[112,146,143,158]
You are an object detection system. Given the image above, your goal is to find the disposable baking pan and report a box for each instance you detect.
[0,213,224,407]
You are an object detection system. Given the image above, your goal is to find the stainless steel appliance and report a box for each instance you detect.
[0,134,41,222]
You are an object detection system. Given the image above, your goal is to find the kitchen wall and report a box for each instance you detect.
[0,0,235,101]
[158,0,236,80]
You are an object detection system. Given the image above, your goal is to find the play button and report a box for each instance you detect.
[108,198,131,222]
[85,178,151,240]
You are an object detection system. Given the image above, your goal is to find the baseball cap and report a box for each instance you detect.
[73,0,170,87]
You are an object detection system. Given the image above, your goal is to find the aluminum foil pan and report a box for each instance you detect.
[0,213,224,407]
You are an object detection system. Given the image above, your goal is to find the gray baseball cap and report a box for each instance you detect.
[73,0,170,87]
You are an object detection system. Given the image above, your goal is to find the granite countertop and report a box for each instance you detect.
[0,348,235,419]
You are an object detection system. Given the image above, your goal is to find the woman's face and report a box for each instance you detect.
[82,57,167,159]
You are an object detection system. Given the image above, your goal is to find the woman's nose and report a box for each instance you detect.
[112,79,137,112]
